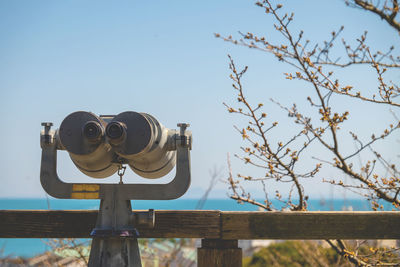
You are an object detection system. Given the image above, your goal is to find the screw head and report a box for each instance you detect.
[177,123,190,128]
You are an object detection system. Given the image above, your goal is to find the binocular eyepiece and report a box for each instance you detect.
[106,122,125,142]
[58,111,184,179]
[83,121,103,142]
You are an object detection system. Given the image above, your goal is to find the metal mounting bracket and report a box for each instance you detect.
[40,124,191,200]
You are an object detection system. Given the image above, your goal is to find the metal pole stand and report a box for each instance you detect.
[88,187,154,267]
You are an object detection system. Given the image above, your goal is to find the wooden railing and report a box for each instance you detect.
[1,210,399,266]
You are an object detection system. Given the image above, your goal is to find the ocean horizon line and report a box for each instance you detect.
[0,196,367,200]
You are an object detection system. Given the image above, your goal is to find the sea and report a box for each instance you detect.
[0,198,390,258]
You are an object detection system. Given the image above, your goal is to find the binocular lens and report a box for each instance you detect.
[106,122,125,140]
[83,121,102,141]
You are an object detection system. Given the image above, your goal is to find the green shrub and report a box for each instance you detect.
[244,241,345,267]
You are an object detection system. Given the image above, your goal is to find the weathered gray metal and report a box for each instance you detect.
[88,188,142,266]
[40,111,192,267]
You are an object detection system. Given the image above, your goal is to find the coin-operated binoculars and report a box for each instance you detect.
[40,111,192,267]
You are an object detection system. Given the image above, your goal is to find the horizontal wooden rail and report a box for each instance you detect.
[0,210,399,239]
[222,211,400,239]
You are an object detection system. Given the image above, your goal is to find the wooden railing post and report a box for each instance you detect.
[197,239,242,267]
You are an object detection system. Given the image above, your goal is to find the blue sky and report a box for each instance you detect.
[0,0,398,200]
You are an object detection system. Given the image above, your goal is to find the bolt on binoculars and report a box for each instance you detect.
[54,111,191,179]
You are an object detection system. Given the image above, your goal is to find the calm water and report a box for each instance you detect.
[0,198,381,257]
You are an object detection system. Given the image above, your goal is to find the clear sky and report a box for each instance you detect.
[0,0,398,200]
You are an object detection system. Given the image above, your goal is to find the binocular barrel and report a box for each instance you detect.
[58,111,178,179]
[59,112,118,178]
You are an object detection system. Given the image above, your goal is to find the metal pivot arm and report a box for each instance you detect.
[40,123,192,200]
